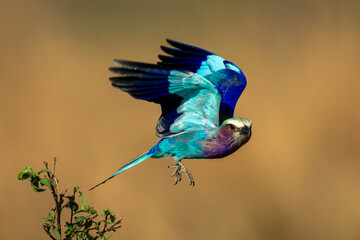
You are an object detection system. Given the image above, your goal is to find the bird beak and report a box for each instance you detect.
[240,126,251,135]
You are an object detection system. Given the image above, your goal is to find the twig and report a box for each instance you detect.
[93,218,122,240]
[44,160,62,238]
[52,157,57,175]
[43,225,57,240]
[103,214,109,232]
[69,188,76,225]
[70,214,99,237]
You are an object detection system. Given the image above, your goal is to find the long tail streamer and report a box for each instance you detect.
[89,152,151,191]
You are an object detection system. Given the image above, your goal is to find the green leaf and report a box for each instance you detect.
[75,216,86,223]
[17,166,33,180]
[102,209,112,215]
[68,201,79,212]
[84,220,93,229]
[86,233,94,240]
[65,195,74,201]
[29,171,38,181]
[59,197,64,207]
[17,171,27,180]
[53,227,61,240]
[43,212,52,221]
[31,182,45,192]
[38,169,52,175]
[109,214,116,224]
[65,195,79,211]
[76,205,97,215]
[81,192,87,207]
[77,234,85,240]
[101,235,112,240]
[39,178,52,189]
[64,228,72,236]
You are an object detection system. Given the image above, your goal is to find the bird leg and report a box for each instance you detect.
[168,161,195,186]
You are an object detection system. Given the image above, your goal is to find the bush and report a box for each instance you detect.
[18,158,122,240]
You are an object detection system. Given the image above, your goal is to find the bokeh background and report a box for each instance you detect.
[1,0,360,239]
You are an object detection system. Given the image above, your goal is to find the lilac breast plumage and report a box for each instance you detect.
[202,126,240,158]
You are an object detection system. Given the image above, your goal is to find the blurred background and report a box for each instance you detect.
[1,0,360,239]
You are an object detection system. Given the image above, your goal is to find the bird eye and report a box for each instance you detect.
[228,124,236,131]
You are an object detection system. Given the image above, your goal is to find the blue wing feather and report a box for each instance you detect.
[109,39,247,136]
[158,39,247,123]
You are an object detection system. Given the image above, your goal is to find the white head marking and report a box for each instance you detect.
[223,118,252,129]
[226,119,245,128]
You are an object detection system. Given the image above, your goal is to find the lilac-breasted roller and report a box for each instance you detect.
[90,39,252,190]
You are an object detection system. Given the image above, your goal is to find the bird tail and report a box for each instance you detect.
[89,152,152,191]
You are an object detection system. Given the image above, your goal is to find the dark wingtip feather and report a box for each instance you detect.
[165,38,173,44]
[111,59,174,76]
[109,67,122,74]
[160,46,173,54]
[161,46,208,58]
[114,59,168,69]
[158,55,169,62]
[165,39,214,55]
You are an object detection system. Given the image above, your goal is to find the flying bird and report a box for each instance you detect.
[90,39,252,190]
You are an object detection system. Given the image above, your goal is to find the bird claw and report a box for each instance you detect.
[168,161,195,186]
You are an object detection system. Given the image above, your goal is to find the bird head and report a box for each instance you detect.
[221,117,252,145]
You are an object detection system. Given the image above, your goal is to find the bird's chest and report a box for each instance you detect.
[202,127,240,158]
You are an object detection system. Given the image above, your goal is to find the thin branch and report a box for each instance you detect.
[103,215,109,232]
[43,160,62,238]
[69,214,99,237]
[69,188,76,225]
[42,225,57,240]
[52,157,57,176]
[93,218,122,240]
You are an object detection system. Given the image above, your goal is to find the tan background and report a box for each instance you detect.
[1,0,360,239]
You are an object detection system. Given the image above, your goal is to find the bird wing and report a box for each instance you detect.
[158,39,247,122]
[109,60,221,137]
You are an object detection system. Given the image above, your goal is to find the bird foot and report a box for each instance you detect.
[168,161,195,186]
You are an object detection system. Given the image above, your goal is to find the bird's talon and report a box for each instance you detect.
[168,161,195,186]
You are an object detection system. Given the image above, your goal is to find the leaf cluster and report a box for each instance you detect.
[18,158,122,240]
[18,165,52,192]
